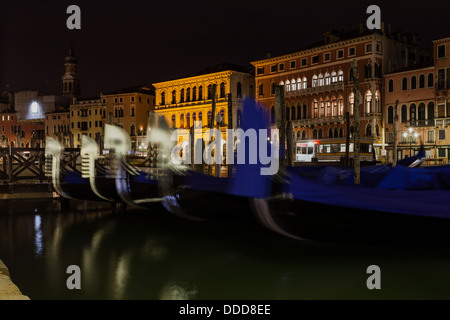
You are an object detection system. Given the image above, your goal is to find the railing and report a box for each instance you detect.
[285,82,345,97]
[435,118,450,127]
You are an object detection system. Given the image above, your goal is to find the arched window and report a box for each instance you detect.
[388,79,394,92]
[303,77,307,89]
[297,104,301,120]
[312,75,318,87]
[325,98,331,117]
[172,90,177,104]
[313,99,318,118]
[193,87,197,101]
[418,103,426,124]
[328,127,333,138]
[296,131,301,140]
[339,127,344,138]
[302,130,307,140]
[376,124,380,136]
[270,106,276,124]
[325,72,331,85]
[161,91,166,105]
[319,99,324,117]
[169,114,175,128]
[303,103,307,119]
[349,67,354,81]
[285,80,290,92]
[258,83,264,95]
[428,102,435,122]
[365,91,372,114]
[271,82,275,95]
[219,109,225,127]
[237,82,242,98]
[387,106,394,124]
[375,91,380,112]
[401,105,407,123]
[237,110,242,128]
[411,76,417,90]
[186,88,191,102]
[338,96,344,115]
[192,112,197,123]
[286,106,290,120]
[180,89,185,103]
[402,77,408,90]
[312,129,318,139]
[338,70,344,82]
[291,106,296,120]
[198,86,203,100]
[349,92,354,115]
[428,73,434,87]
[220,82,225,98]
[291,79,296,91]
[410,103,417,125]
[297,78,302,90]
[331,71,337,83]
[334,127,339,138]
[366,124,372,137]
[198,111,203,123]
[350,126,354,138]
[186,113,190,128]
[419,74,425,88]
[180,114,185,128]
[318,73,324,86]
[318,128,323,139]
[332,97,337,116]
[207,84,213,99]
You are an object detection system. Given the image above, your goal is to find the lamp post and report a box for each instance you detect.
[403,128,419,156]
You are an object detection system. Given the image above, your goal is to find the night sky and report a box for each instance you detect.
[1,0,449,98]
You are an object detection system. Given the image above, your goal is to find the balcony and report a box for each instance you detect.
[435,118,450,127]
[291,115,345,127]
[285,82,345,97]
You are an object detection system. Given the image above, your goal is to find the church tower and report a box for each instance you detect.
[62,46,80,98]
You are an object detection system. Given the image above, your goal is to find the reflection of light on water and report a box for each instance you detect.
[34,215,43,256]
[114,252,131,299]
[159,282,198,300]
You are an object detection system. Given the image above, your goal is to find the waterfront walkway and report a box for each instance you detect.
[0,258,29,300]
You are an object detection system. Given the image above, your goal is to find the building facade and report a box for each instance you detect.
[101,86,155,151]
[69,98,103,148]
[251,26,432,162]
[45,107,71,147]
[384,36,450,164]
[153,63,254,137]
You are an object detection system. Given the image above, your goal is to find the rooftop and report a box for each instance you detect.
[103,85,155,96]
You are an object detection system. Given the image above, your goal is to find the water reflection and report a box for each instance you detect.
[2,198,450,299]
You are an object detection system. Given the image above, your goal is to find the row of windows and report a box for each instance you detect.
[295,124,380,140]
[106,96,147,104]
[386,102,435,124]
[1,115,14,121]
[388,73,434,92]
[257,43,381,75]
[160,82,242,105]
[167,109,227,129]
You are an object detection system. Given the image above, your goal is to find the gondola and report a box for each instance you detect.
[258,163,450,242]
[45,137,105,201]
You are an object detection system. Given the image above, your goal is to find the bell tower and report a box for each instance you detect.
[62,45,80,98]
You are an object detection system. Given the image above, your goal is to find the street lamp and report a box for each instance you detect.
[403,128,419,156]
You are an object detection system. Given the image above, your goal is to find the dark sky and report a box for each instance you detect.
[1,0,449,98]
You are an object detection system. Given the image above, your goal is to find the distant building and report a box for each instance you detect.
[69,97,103,148]
[251,24,432,162]
[62,47,81,98]
[384,36,450,163]
[45,107,71,147]
[101,86,155,151]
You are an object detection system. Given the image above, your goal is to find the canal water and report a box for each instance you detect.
[1,198,450,300]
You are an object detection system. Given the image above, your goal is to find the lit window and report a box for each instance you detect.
[31,102,39,114]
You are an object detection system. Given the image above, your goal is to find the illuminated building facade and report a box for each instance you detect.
[251,25,432,161]
[385,36,450,163]
[153,63,254,140]
[101,86,155,151]
[69,98,103,148]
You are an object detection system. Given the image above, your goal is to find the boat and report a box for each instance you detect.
[256,163,450,242]
[45,137,105,201]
